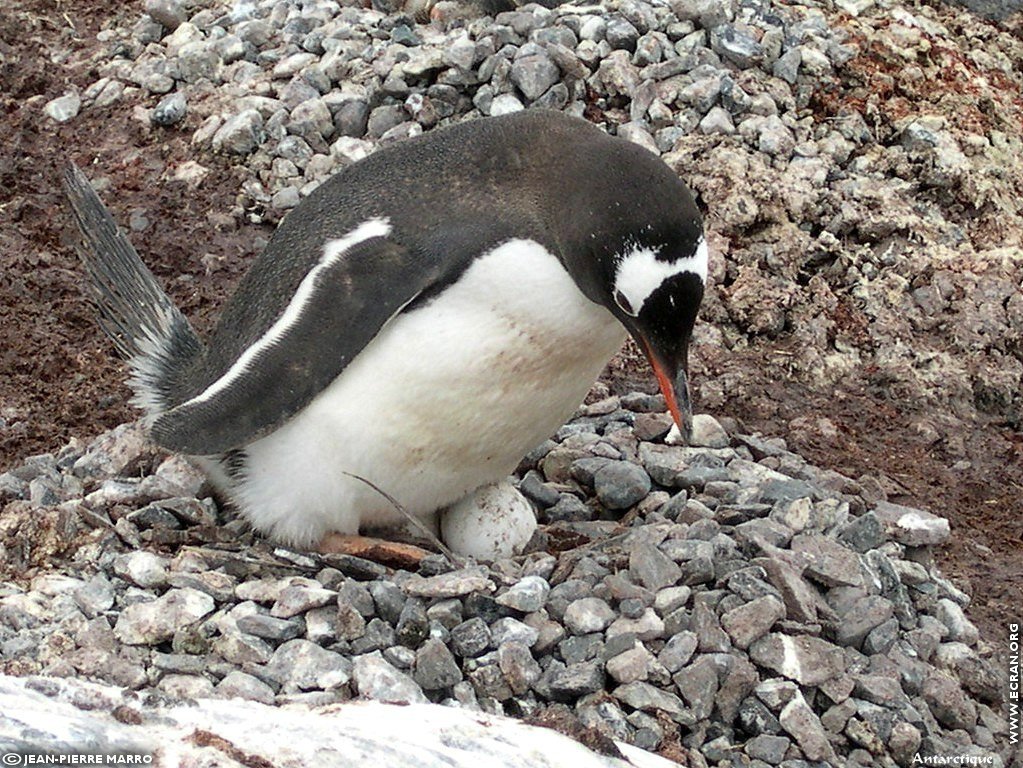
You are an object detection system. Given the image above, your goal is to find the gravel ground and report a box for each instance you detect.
[1,0,1021,764]
[0,404,1008,765]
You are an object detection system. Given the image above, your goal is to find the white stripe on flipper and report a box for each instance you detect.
[179,217,392,408]
[613,237,707,316]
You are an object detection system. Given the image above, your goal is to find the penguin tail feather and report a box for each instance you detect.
[63,162,203,418]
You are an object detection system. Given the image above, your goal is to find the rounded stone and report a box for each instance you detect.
[152,92,187,127]
[563,597,616,635]
[495,576,550,613]
[594,461,651,510]
[144,0,186,29]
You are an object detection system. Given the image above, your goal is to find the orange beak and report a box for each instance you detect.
[639,337,693,443]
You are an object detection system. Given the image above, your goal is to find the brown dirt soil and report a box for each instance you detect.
[2,0,1021,648]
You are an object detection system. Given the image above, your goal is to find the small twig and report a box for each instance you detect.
[342,471,464,566]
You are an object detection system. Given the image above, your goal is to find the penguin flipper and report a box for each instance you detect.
[151,235,438,455]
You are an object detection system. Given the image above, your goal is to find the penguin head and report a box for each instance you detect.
[605,229,707,442]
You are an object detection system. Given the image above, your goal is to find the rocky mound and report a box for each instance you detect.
[46,0,1023,438]
[0,399,1008,766]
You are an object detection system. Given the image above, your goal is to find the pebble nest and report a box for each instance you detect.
[15,0,1018,764]
[0,395,1007,767]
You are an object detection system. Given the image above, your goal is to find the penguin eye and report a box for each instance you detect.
[614,289,637,316]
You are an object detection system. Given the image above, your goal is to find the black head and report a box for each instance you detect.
[603,221,707,440]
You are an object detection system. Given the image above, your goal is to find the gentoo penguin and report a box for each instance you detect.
[65,110,706,557]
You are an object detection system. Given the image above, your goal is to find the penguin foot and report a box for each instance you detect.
[317,533,432,569]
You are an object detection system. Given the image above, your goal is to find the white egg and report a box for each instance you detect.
[441,482,537,561]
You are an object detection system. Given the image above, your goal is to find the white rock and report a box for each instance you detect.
[114,588,215,645]
[0,675,680,767]
[112,551,169,589]
[489,93,524,116]
[352,652,427,704]
[834,0,874,15]
[43,92,81,123]
[564,597,616,634]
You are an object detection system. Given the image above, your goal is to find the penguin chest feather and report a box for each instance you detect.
[229,239,626,547]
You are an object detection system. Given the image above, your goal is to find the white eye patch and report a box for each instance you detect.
[613,238,708,316]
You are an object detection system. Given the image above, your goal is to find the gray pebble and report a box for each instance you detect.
[43,92,82,123]
[158,674,214,699]
[350,618,396,654]
[235,614,303,642]
[413,638,462,690]
[144,0,186,29]
[509,49,559,102]
[212,109,264,154]
[721,595,786,649]
[73,575,115,618]
[426,599,463,629]
[335,603,366,641]
[745,733,790,764]
[213,633,273,666]
[749,633,845,686]
[288,97,333,142]
[261,638,353,695]
[216,670,276,704]
[352,651,427,704]
[779,692,838,763]
[608,608,665,642]
[773,47,801,83]
[547,661,605,700]
[606,17,639,52]
[593,461,651,510]
[395,598,430,647]
[739,696,783,735]
[699,106,734,135]
[837,512,886,553]
[563,598,616,635]
[757,115,795,157]
[614,680,685,719]
[406,568,493,599]
[497,640,541,694]
[114,589,215,646]
[606,642,655,684]
[369,581,405,624]
[271,585,337,619]
[450,617,491,658]
[495,576,550,613]
[176,41,221,83]
[629,543,681,592]
[874,501,951,546]
[518,471,561,508]
[383,645,415,669]
[711,26,762,68]
[333,99,370,139]
[489,617,539,648]
[366,105,407,139]
[832,595,894,649]
[922,671,977,730]
[488,92,524,116]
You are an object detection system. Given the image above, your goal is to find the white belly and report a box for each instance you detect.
[229,239,627,547]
